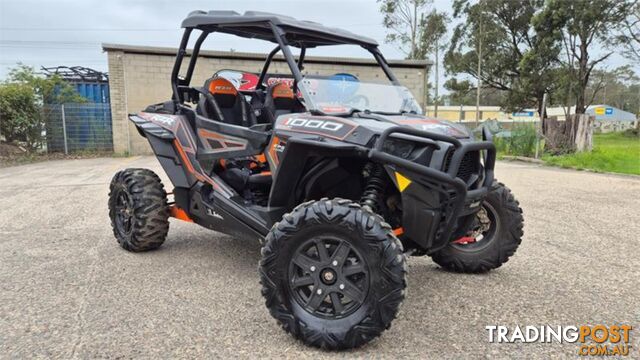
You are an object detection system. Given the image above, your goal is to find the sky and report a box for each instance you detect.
[0,0,637,97]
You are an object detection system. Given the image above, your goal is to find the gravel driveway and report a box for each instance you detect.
[0,157,638,358]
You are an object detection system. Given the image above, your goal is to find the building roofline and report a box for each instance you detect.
[101,43,431,69]
[424,105,502,111]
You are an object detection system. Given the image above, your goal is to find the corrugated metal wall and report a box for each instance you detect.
[73,82,110,104]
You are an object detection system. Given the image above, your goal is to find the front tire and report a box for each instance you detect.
[259,198,406,350]
[108,168,169,252]
[430,182,524,273]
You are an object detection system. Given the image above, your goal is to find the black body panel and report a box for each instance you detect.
[130,114,196,189]
[268,137,368,209]
[187,184,267,240]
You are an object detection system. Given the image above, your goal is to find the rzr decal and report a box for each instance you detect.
[207,78,237,95]
[277,115,357,140]
[140,112,180,132]
[148,114,176,128]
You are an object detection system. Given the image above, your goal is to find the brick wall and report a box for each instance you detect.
[104,44,430,155]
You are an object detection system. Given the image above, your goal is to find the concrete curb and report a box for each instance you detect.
[501,155,545,164]
[500,156,640,179]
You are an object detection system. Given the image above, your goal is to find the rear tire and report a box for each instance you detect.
[108,168,169,252]
[430,182,523,273]
[259,198,406,350]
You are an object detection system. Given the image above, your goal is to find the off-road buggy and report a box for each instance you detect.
[108,10,524,350]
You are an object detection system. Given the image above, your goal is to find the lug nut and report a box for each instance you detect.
[310,266,316,272]
[317,288,323,295]
[332,260,338,266]
[339,283,345,290]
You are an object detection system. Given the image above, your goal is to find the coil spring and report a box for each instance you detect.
[360,163,387,213]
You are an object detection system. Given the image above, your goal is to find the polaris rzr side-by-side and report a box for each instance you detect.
[108,10,524,350]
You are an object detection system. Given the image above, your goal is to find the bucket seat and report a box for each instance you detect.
[263,82,304,123]
[197,76,257,127]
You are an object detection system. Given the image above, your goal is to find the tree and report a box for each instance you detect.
[420,10,449,115]
[379,0,434,59]
[7,64,85,105]
[443,78,507,106]
[585,66,640,112]
[615,0,640,62]
[518,19,564,119]
[445,0,554,116]
[532,0,633,114]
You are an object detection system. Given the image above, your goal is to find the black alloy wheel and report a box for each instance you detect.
[114,190,134,238]
[288,236,369,319]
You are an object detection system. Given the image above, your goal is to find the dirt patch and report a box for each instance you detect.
[0,146,114,168]
[0,142,27,157]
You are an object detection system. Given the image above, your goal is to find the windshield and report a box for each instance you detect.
[298,76,423,115]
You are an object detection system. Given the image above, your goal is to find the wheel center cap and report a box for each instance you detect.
[321,269,337,285]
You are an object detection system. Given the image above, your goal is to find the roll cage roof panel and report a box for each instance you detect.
[181,10,378,47]
[172,10,399,109]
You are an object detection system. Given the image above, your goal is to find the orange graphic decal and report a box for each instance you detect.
[208,77,238,95]
[272,82,294,99]
[169,205,194,223]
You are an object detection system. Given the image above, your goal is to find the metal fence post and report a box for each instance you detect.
[61,104,68,155]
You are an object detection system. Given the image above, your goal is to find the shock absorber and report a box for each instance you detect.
[360,163,387,213]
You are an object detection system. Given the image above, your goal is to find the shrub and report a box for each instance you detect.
[493,123,540,158]
[0,83,42,149]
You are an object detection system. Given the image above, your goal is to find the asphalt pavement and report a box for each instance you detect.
[0,157,638,358]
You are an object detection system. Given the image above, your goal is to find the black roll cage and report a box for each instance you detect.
[170,23,400,107]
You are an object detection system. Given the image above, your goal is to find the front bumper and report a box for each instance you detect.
[369,126,496,253]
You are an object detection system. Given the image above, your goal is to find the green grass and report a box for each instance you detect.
[543,132,640,175]
[493,123,541,158]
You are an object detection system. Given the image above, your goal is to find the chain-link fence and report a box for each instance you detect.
[455,119,543,158]
[42,103,113,153]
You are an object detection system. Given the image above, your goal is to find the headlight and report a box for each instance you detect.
[381,138,415,159]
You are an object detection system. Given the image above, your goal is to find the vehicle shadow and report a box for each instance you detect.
[160,225,263,276]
